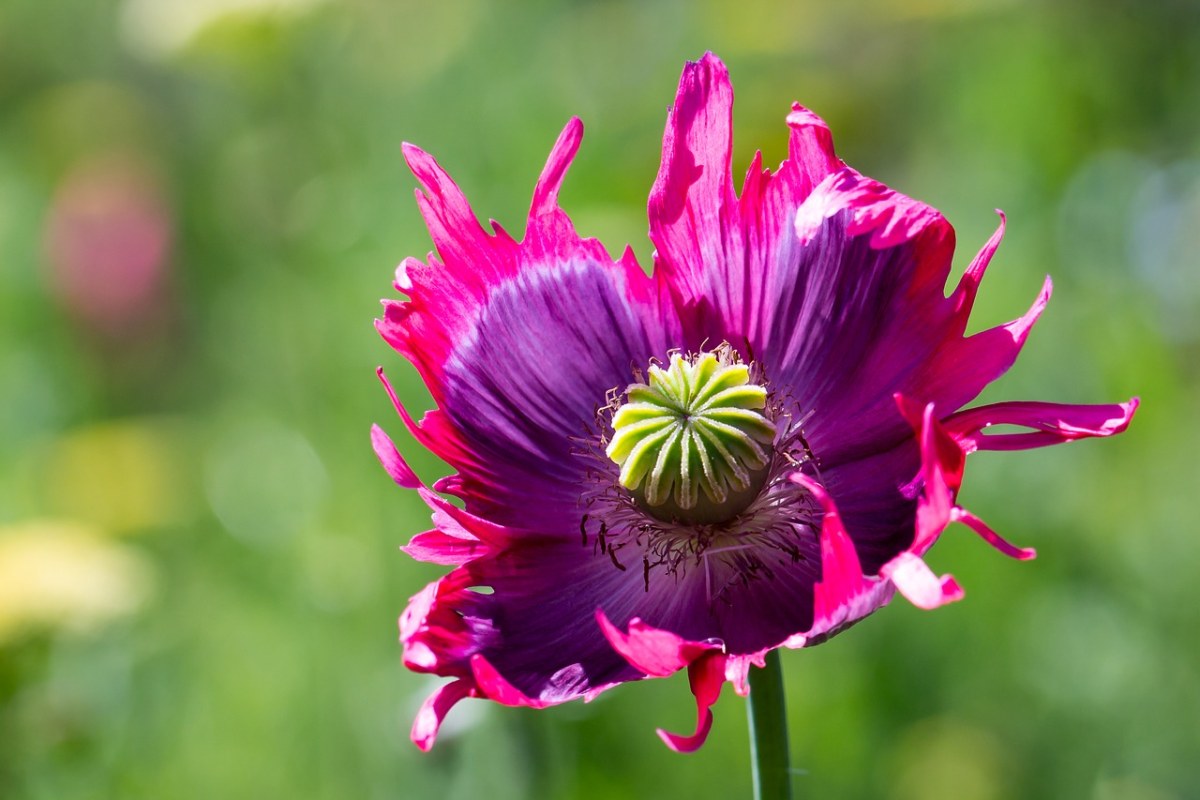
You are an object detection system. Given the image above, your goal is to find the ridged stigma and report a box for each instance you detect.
[605,349,777,524]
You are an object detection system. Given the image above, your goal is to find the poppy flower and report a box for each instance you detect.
[373,52,1137,752]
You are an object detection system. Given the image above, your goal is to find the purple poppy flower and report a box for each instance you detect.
[374,53,1137,752]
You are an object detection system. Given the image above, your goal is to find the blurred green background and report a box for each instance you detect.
[0,0,1195,798]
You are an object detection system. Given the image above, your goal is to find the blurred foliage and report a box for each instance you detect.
[0,0,1197,798]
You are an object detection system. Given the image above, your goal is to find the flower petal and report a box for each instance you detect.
[400,570,487,676]
[595,612,722,677]
[951,507,1036,561]
[401,529,490,566]
[910,401,961,553]
[706,550,822,653]
[595,612,743,752]
[771,173,1012,467]
[657,652,727,753]
[875,396,1032,611]
[470,653,556,708]
[431,259,667,530]
[649,53,842,346]
[790,474,895,642]
[411,678,476,752]
[835,400,964,610]
[879,551,964,610]
[646,59,1039,469]
[793,168,948,249]
[370,423,421,489]
[815,438,921,573]
[379,122,676,532]
[943,398,1139,453]
[403,539,657,709]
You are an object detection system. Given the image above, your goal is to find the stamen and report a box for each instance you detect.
[606,346,777,524]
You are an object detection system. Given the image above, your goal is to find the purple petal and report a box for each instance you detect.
[644,57,1031,464]
[406,539,648,704]
[379,122,677,532]
[436,259,668,530]
[705,551,822,653]
[757,173,957,463]
[817,439,921,574]
[648,53,842,346]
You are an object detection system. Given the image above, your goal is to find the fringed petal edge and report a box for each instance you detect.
[881,393,1140,609]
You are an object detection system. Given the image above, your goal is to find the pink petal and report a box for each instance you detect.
[418,487,512,549]
[879,551,964,610]
[724,654,761,697]
[470,654,553,709]
[649,51,737,254]
[649,53,842,350]
[375,366,467,470]
[783,104,841,192]
[948,212,1006,323]
[399,570,482,675]
[911,401,959,553]
[951,507,1036,561]
[370,423,421,489]
[529,117,584,219]
[401,529,488,566]
[657,652,727,753]
[595,611,722,677]
[411,679,476,752]
[930,275,1053,412]
[943,398,1140,453]
[793,475,863,609]
[791,474,894,639]
[794,168,949,250]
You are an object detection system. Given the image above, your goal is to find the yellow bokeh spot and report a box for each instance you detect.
[42,418,188,535]
[0,520,154,644]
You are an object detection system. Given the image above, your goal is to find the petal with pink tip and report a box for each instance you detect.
[791,474,896,641]
[370,424,421,489]
[880,551,964,611]
[944,398,1139,453]
[951,508,1036,561]
[649,53,842,349]
[657,652,727,753]
[379,122,676,537]
[596,611,723,677]
[411,679,476,752]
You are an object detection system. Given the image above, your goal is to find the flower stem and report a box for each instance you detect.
[747,649,792,800]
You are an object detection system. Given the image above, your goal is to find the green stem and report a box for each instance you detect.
[747,649,792,800]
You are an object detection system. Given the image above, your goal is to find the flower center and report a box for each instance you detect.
[605,347,777,525]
